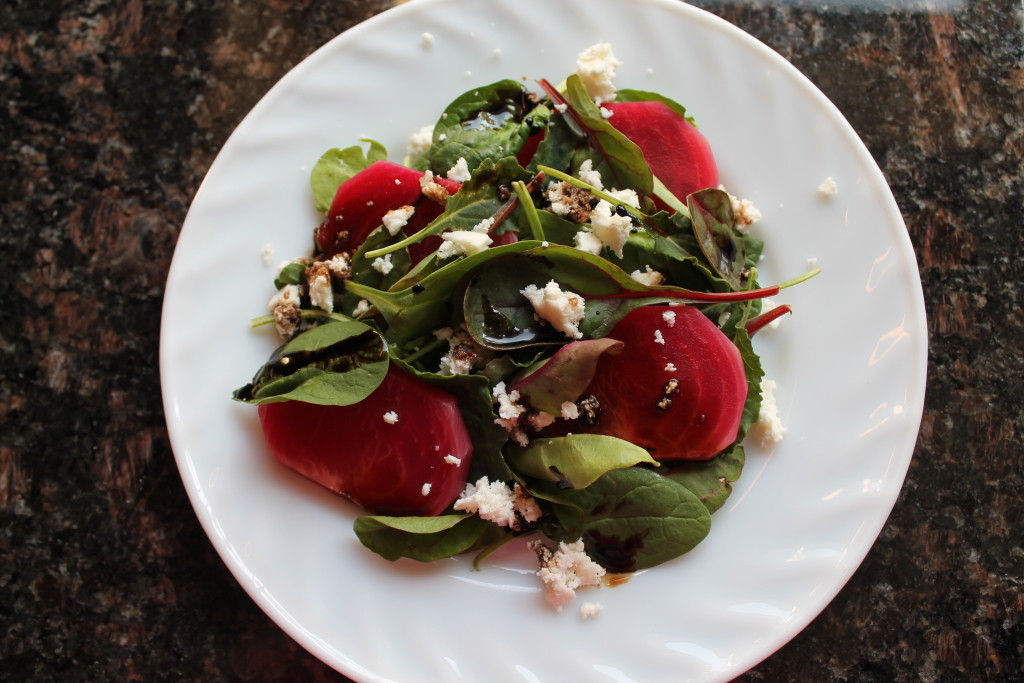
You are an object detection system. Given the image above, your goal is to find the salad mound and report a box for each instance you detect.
[234,43,812,611]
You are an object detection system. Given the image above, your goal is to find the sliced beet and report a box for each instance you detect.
[315,160,461,258]
[258,365,473,516]
[603,100,718,203]
[575,305,746,460]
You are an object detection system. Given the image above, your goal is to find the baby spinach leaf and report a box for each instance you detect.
[664,445,745,514]
[417,80,543,175]
[354,514,505,562]
[310,139,387,212]
[546,466,712,572]
[509,338,623,414]
[509,434,657,491]
[233,319,388,405]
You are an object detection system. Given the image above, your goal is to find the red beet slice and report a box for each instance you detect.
[258,365,473,516]
[578,305,746,460]
[603,100,718,203]
[315,160,461,258]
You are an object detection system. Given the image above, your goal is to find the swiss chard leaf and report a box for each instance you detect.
[545,466,712,572]
[688,188,748,290]
[562,75,652,194]
[509,338,623,414]
[353,514,506,562]
[509,434,657,491]
[233,319,388,405]
[311,139,387,212]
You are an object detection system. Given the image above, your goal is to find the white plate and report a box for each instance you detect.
[160,0,927,680]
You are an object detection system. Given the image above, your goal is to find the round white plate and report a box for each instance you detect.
[160,0,927,680]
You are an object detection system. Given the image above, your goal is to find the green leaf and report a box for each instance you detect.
[563,74,652,194]
[232,319,388,405]
[688,188,748,290]
[613,89,696,126]
[546,466,712,572]
[273,261,307,291]
[417,80,543,175]
[354,514,505,562]
[509,434,657,490]
[310,139,387,212]
[664,445,745,514]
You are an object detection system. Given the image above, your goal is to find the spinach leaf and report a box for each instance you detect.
[233,319,388,405]
[310,139,387,212]
[664,445,745,514]
[509,434,657,491]
[354,514,506,562]
[545,466,712,572]
[416,80,544,175]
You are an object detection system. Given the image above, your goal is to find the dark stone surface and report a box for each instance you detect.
[1,0,1020,680]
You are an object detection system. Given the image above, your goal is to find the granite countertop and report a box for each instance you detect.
[2,0,1021,680]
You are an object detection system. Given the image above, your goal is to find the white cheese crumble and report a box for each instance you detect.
[444,454,462,467]
[630,266,665,287]
[719,186,762,233]
[653,329,666,345]
[307,269,333,313]
[472,216,495,233]
[662,310,677,327]
[533,539,606,610]
[446,157,472,183]
[574,230,603,255]
[818,176,838,198]
[352,299,371,317]
[521,280,586,340]
[579,602,604,620]
[382,205,415,236]
[575,42,620,105]
[664,362,677,372]
[407,125,433,159]
[554,102,568,114]
[421,483,432,496]
[560,401,580,420]
[328,253,351,279]
[260,243,275,266]
[454,477,540,528]
[752,378,787,447]
[587,189,639,258]
[267,284,301,312]
[371,254,394,275]
[421,32,434,48]
[382,411,399,424]
[578,158,603,190]
[436,230,493,259]
[599,106,614,119]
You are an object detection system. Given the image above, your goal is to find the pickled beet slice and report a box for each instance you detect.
[258,365,473,516]
[603,100,718,203]
[315,160,461,258]
[577,305,746,460]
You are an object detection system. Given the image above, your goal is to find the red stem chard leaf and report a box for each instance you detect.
[688,187,748,290]
[510,338,623,415]
[232,318,388,406]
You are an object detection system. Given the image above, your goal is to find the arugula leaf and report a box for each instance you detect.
[545,466,712,572]
[509,434,657,491]
[354,514,505,562]
[233,319,388,405]
[310,139,387,212]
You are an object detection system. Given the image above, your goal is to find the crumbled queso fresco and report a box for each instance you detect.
[752,377,787,447]
[520,280,586,340]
